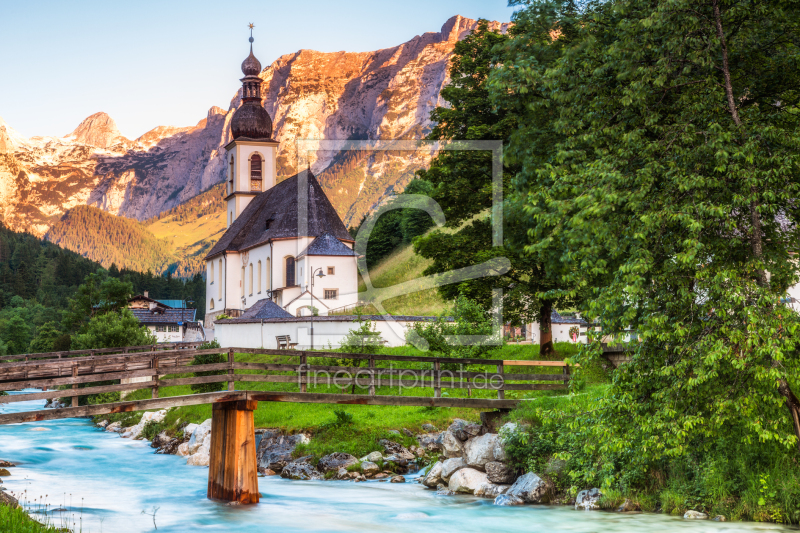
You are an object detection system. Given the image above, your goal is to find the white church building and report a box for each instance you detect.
[204,33,358,327]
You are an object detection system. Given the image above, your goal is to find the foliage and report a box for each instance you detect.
[27,322,61,354]
[189,339,226,394]
[350,179,436,268]
[47,205,176,274]
[413,19,579,353]
[0,314,31,355]
[0,500,65,533]
[141,420,165,441]
[406,296,499,366]
[494,0,800,455]
[71,308,157,350]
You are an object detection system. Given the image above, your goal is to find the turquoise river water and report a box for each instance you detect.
[0,391,796,533]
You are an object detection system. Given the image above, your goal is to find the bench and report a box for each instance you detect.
[276,335,298,350]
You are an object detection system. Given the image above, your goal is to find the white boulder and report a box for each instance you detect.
[440,457,467,481]
[183,423,199,438]
[475,482,511,499]
[575,488,602,510]
[441,431,463,458]
[187,419,212,455]
[421,461,443,488]
[360,451,383,463]
[464,433,499,470]
[186,448,210,466]
[448,468,489,494]
[176,442,190,457]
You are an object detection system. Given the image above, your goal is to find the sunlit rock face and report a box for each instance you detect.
[0,15,510,237]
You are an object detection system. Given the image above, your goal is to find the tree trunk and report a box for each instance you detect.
[778,378,800,453]
[714,0,798,450]
[539,300,554,356]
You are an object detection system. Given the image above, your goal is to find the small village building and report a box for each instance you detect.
[203,34,358,328]
[527,311,592,344]
[127,292,204,343]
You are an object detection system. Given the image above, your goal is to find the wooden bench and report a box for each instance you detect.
[275,335,298,350]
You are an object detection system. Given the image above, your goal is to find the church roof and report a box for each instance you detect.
[298,232,357,258]
[204,170,353,260]
[239,298,293,319]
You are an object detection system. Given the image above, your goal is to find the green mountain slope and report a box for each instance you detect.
[46,206,176,274]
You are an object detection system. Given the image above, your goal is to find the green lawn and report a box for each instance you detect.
[101,342,603,458]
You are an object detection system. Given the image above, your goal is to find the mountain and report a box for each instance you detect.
[0,15,509,273]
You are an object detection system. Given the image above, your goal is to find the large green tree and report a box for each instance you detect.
[494,0,800,452]
[71,308,156,350]
[414,19,578,353]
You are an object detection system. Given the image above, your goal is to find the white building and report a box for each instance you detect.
[203,34,358,327]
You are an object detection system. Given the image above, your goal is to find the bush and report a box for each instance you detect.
[190,340,226,394]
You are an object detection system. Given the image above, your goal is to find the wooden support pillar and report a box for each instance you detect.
[496,363,505,400]
[207,399,260,504]
[151,355,159,399]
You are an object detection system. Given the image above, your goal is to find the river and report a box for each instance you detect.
[0,392,794,533]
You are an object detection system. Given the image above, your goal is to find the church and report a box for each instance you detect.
[204,32,358,327]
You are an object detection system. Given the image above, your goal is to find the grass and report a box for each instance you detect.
[97,342,593,459]
[0,495,75,533]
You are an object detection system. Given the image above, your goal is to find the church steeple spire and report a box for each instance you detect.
[230,24,273,141]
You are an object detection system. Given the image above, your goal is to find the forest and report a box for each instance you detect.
[0,222,205,355]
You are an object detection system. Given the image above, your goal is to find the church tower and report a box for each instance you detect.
[224,25,278,228]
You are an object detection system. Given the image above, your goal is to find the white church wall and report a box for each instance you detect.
[233,142,277,193]
[216,318,417,350]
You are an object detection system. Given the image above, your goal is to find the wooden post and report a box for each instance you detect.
[300,352,307,393]
[434,361,441,398]
[368,355,375,397]
[71,363,78,408]
[152,355,159,399]
[496,364,505,400]
[227,348,235,391]
[207,399,260,504]
[563,364,570,387]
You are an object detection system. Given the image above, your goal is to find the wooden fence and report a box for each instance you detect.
[0,342,206,363]
[0,346,574,423]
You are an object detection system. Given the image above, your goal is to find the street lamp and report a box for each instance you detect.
[310,267,325,350]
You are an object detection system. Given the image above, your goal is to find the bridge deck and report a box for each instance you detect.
[0,345,575,425]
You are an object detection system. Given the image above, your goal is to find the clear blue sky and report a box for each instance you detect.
[0,0,517,140]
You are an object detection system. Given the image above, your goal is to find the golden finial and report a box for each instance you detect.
[248,23,254,30]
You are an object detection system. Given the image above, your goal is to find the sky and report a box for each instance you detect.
[0,0,518,140]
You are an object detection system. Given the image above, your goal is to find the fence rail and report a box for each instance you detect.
[0,342,206,363]
[0,345,575,422]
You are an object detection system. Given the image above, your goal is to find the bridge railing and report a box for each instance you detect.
[0,342,206,363]
[0,346,574,410]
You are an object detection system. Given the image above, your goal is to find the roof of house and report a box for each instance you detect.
[217,315,449,325]
[156,299,186,309]
[204,170,352,260]
[239,298,293,319]
[551,311,589,326]
[131,308,197,324]
[298,232,357,258]
[128,295,172,308]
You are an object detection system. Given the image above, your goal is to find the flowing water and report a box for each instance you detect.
[0,392,795,533]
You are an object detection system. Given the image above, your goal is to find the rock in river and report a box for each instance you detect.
[475,482,510,499]
[485,461,515,484]
[496,473,549,505]
[318,453,357,473]
[684,510,709,520]
[256,430,310,473]
[421,461,443,488]
[360,461,380,475]
[440,457,466,481]
[448,468,488,494]
[280,462,321,481]
[464,433,500,471]
[575,488,602,510]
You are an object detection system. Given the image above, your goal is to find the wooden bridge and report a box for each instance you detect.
[0,344,572,504]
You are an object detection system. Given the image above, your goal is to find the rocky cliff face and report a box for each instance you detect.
[0,15,508,240]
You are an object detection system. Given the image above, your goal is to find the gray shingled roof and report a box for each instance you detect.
[298,232,357,257]
[551,311,589,325]
[239,298,293,319]
[205,170,352,260]
[131,308,196,324]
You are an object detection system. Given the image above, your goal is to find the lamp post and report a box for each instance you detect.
[310,267,325,350]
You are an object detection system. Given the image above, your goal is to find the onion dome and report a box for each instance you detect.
[230,26,274,141]
[241,42,262,75]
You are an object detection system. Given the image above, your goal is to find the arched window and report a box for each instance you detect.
[249,263,253,296]
[209,299,215,310]
[257,260,262,293]
[250,154,262,191]
[229,156,235,193]
[285,256,295,287]
[241,266,245,297]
